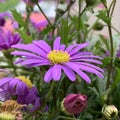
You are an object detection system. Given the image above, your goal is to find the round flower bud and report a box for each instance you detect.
[61,93,87,115]
[93,22,104,31]
[85,0,97,7]
[102,105,118,119]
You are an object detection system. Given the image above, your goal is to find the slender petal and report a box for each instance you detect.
[44,67,53,82]
[52,64,61,81]
[61,65,76,81]
[53,37,61,50]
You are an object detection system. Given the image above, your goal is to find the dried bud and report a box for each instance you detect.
[61,93,87,115]
[0,100,25,120]
[0,100,24,113]
[102,105,118,119]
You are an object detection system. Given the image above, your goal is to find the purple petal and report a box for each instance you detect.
[30,97,41,112]
[12,44,47,58]
[11,51,43,59]
[0,78,12,87]
[44,67,53,82]
[52,64,61,81]
[53,37,61,50]
[33,40,51,53]
[76,62,104,72]
[69,42,89,55]
[20,59,50,65]
[71,59,102,64]
[61,65,76,81]
[65,62,91,83]
[25,62,51,68]
[60,44,66,51]
[76,64,104,78]
[16,82,26,95]
[65,44,77,52]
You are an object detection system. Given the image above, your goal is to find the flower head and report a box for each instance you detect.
[0,76,41,112]
[0,100,24,120]
[102,105,118,119]
[0,30,21,51]
[61,93,87,115]
[11,37,104,83]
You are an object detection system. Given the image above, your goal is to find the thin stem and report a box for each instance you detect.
[106,15,114,89]
[77,0,81,43]
[59,116,79,120]
[104,25,120,34]
[41,81,55,111]
[36,3,53,28]
[109,0,117,16]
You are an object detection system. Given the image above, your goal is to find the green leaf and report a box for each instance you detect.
[17,28,32,44]
[96,10,111,24]
[111,68,120,90]
[11,9,26,27]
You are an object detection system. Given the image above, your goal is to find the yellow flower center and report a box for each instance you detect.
[16,76,33,89]
[47,50,70,64]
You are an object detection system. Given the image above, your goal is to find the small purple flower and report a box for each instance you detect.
[0,76,41,112]
[0,31,21,51]
[61,93,87,115]
[11,37,104,83]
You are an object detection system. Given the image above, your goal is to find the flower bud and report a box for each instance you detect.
[85,0,97,7]
[61,93,87,115]
[102,105,118,119]
[93,22,104,31]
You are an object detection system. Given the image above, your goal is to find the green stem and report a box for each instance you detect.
[106,14,114,89]
[109,0,117,16]
[59,116,79,120]
[10,58,17,76]
[25,5,32,33]
[41,81,55,111]
[36,3,53,28]
[77,0,81,43]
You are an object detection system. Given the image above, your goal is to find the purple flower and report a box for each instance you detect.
[11,37,104,83]
[61,93,87,115]
[0,76,41,112]
[0,31,21,51]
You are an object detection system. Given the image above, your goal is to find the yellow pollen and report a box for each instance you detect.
[16,76,33,89]
[47,50,70,64]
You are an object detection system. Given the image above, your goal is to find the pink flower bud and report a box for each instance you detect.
[61,93,87,115]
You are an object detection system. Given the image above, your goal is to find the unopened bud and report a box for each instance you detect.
[102,105,118,119]
[61,93,87,115]
[85,0,97,7]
